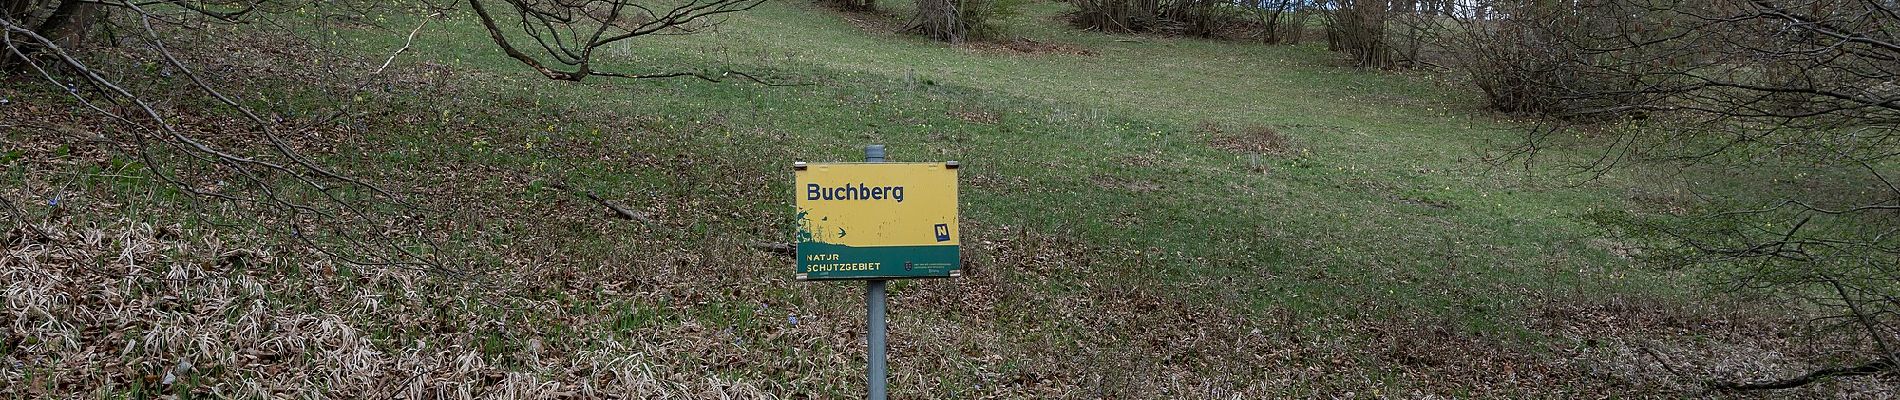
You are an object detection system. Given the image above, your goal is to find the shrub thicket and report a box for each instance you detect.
[914,0,1025,42]
[1248,0,1308,44]
[819,0,877,12]
[1066,0,1236,37]
[1445,2,1658,116]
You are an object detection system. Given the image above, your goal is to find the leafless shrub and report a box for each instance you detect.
[1247,0,1308,44]
[819,0,877,12]
[913,0,1026,43]
[1318,0,1390,67]
[1312,0,1463,69]
[1467,0,1899,389]
[1433,2,1655,115]
[2,0,792,283]
[1066,0,1237,37]
[466,0,774,82]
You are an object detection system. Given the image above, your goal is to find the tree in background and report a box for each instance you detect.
[1249,0,1308,44]
[2,0,775,274]
[1450,0,1898,389]
[914,0,1020,43]
[4,0,449,271]
[1066,0,1234,37]
[1315,0,1450,69]
[0,0,104,66]
[1317,0,1397,68]
[466,0,767,82]
[821,0,878,12]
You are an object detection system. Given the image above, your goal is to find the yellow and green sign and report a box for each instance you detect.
[794,162,960,280]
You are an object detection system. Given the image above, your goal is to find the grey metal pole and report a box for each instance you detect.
[863,144,888,400]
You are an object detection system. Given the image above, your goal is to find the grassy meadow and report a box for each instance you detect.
[2,0,1887,397]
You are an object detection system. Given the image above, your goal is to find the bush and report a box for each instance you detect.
[819,0,878,12]
[1319,0,1396,68]
[1066,0,1237,37]
[914,0,1025,42]
[1220,0,1309,44]
[1468,0,1900,384]
[1314,0,1456,70]
[1445,3,1653,116]
[1260,3,1309,44]
[1457,16,1578,114]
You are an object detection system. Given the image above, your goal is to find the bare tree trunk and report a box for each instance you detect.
[30,0,80,35]
[54,2,98,49]
[1,0,73,71]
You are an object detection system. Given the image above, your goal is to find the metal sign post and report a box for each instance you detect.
[867,279,888,399]
[792,145,960,399]
[863,145,889,400]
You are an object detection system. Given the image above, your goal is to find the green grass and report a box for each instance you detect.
[5,0,1746,395]
[230,0,1692,333]
[357,0,1674,323]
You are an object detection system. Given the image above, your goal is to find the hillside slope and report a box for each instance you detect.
[3,1,1892,397]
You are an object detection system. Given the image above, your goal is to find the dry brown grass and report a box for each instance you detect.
[0,209,784,397]
[949,104,1001,125]
[960,38,1098,57]
[1203,123,1294,156]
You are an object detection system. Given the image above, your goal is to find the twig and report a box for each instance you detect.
[0,195,45,240]
[1640,346,1689,380]
[373,13,439,75]
[3,10,447,275]
[544,182,652,223]
[599,69,810,86]
[1713,357,1896,391]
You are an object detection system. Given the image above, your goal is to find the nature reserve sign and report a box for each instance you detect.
[794,162,960,280]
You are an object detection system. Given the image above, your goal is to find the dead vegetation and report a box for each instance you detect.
[0,204,785,397]
[7,178,1898,396]
[1203,123,1294,155]
[1533,297,1900,396]
[948,104,1001,125]
[960,37,1097,56]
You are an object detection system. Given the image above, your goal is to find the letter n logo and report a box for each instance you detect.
[934,224,951,242]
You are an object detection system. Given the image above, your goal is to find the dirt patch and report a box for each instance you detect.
[821,6,911,36]
[962,37,1097,56]
[949,104,1000,125]
[1627,187,1697,215]
[1091,174,1163,193]
[1205,124,1294,155]
[1118,153,1163,168]
[1587,237,1646,260]
[1526,295,1771,339]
